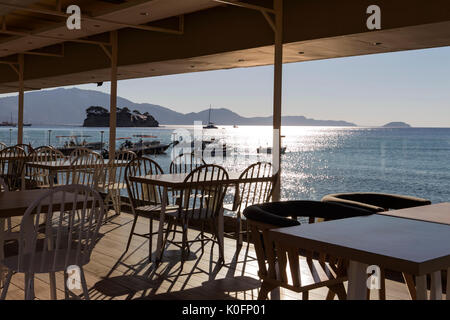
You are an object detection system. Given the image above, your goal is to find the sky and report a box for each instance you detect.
[2,46,450,127]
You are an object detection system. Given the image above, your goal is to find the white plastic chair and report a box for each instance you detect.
[0,184,105,300]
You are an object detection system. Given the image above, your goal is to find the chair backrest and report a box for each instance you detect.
[0,142,6,150]
[125,157,164,207]
[244,201,372,295]
[69,148,104,188]
[0,146,26,191]
[179,164,229,220]
[105,150,136,191]
[16,184,105,273]
[15,144,35,155]
[169,152,206,174]
[27,146,66,188]
[233,162,274,213]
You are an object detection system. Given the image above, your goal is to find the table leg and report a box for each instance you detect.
[155,187,168,262]
[430,271,442,300]
[415,275,427,300]
[447,268,450,300]
[347,260,368,300]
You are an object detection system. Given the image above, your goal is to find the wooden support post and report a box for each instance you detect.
[109,31,118,160]
[17,53,24,144]
[272,0,283,201]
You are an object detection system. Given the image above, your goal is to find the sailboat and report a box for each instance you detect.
[203,105,218,129]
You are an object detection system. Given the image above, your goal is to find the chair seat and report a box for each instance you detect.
[134,204,179,218]
[172,208,216,220]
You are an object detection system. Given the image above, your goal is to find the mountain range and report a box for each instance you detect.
[0,88,357,127]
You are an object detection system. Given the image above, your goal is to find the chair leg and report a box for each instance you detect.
[0,269,13,300]
[25,273,35,300]
[49,272,57,300]
[258,281,276,300]
[63,271,69,300]
[211,218,224,263]
[125,214,139,252]
[149,217,153,260]
[302,291,309,300]
[79,267,90,300]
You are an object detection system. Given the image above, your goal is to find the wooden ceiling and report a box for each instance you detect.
[1,0,450,94]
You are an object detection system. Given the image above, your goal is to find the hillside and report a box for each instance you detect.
[0,88,357,127]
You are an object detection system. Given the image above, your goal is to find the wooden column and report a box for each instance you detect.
[272,0,283,201]
[17,53,24,144]
[109,31,118,160]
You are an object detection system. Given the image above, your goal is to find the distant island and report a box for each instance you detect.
[382,122,411,128]
[83,106,159,127]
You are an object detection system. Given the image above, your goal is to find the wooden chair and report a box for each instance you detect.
[0,142,6,151]
[26,146,65,189]
[169,152,206,206]
[0,146,26,191]
[169,152,206,174]
[102,150,136,216]
[243,201,373,300]
[0,184,105,300]
[125,157,178,257]
[69,148,104,190]
[164,164,229,264]
[228,162,274,246]
[322,192,432,300]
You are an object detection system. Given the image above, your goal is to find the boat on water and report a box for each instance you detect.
[0,121,15,127]
[118,138,172,156]
[257,146,287,154]
[203,105,218,129]
[56,135,103,156]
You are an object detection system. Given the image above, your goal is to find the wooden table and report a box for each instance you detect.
[377,202,450,225]
[129,172,274,262]
[269,214,450,300]
[26,159,129,187]
[0,189,94,218]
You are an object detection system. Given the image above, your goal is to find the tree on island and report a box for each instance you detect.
[86,106,108,115]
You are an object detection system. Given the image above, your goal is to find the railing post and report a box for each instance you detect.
[109,31,118,160]
[17,53,24,144]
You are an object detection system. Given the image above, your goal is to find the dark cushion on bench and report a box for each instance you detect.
[243,200,373,227]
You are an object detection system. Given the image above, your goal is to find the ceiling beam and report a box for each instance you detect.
[212,0,275,13]
[0,2,184,35]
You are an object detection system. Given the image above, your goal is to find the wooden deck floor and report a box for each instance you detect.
[2,212,427,300]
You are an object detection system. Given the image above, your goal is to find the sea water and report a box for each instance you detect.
[1,125,449,203]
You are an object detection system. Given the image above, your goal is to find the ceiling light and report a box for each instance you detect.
[140,12,149,16]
